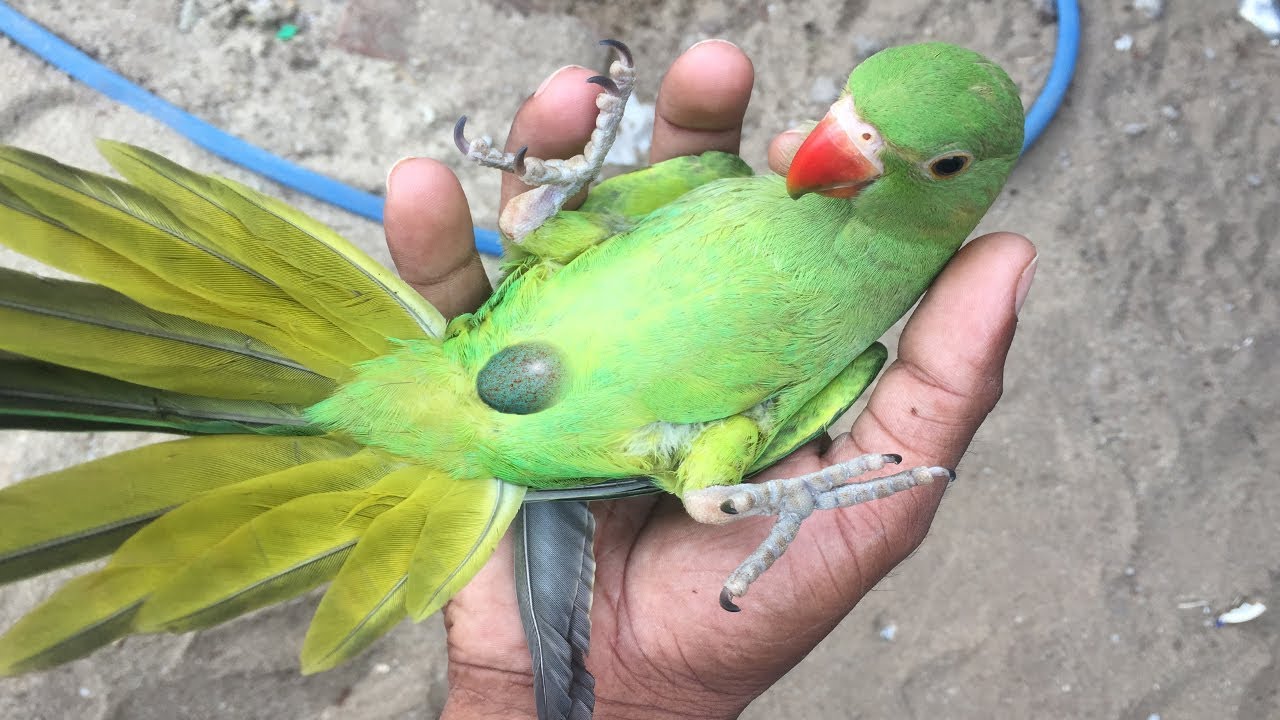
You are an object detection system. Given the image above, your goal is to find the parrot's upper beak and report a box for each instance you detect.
[785,95,885,200]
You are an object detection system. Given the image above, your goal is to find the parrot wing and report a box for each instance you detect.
[749,343,889,474]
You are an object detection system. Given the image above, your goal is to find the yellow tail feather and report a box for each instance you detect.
[0,435,358,585]
[99,142,445,348]
[0,567,160,675]
[406,476,526,621]
[136,489,392,633]
[300,466,444,673]
[0,268,334,404]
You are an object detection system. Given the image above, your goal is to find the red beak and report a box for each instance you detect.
[785,96,884,200]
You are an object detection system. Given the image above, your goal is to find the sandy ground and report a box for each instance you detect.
[0,0,1277,718]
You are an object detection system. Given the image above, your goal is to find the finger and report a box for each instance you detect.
[796,232,1035,608]
[766,126,809,176]
[384,158,491,319]
[500,65,601,212]
[651,39,755,163]
[848,232,1038,470]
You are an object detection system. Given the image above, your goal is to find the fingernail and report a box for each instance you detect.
[535,65,587,97]
[385,156,417,195]
[784,122,815,137]
[1014,255,1038,315]
[689,38,741,52]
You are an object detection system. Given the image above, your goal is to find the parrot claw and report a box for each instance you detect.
[454,39,637,242]
[719,587,741,613]
[599,38,633,66]
[684,454,950,611]
[587,75,621,95]
[453,116,471,155]
[512,145,529,176]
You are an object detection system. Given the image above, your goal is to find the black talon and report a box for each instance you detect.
[719,588,741,612]
[453,116,470,155]
[883,453,903,465]
[946,468,958,482]
[586,75,620,95]
[513,145,528,175]
[720,500,738,515]
[599,38,633,66]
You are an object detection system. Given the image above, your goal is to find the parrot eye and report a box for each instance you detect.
[927,153,972,179]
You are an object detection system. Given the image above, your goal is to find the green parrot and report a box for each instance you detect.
[0,40,1023,682]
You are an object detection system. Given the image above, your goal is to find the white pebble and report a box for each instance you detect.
[1134,0,1164,19]
[1217,600,1266,625]
[1115,34,1134,52]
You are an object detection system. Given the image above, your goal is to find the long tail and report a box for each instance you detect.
[0,142,524,674]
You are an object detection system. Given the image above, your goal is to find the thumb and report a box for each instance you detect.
[849,231,1038,471]
[817,231,1037,583]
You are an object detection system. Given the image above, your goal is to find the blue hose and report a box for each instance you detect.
[0,0,502,256]
[0,0,1079,248]
[1023,0,1080,152]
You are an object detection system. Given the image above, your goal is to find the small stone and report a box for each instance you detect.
[78,687,92,698]
[878,622,897,641]
[1245,174,1263,187]
[373,662,391,674]
[1134,0,1164,19]
[1115,34,1134,52]
[1160,104,1181,121]
[1239,0,1280,40]
[1123,122,1150,136]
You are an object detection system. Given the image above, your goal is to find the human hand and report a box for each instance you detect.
[383,40,1036,720]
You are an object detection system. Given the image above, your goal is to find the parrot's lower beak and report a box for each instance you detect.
[785,95,885,200]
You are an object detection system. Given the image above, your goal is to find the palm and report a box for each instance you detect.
[383,41,1034,718]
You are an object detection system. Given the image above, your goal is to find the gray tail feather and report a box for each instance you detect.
[514,501,597,720]
[0,354,314,436]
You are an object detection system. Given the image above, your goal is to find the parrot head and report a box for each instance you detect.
[786,43,1024,235]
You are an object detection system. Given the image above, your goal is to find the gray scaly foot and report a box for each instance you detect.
[454,39,636,241]
[683,453,954,612]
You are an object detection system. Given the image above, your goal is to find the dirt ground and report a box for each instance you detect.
[0,0,1277,718]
